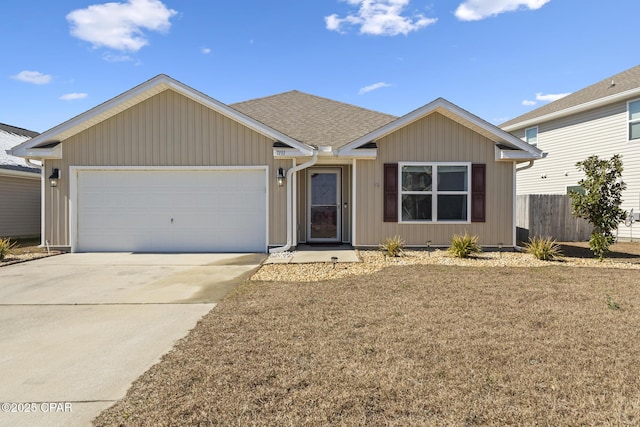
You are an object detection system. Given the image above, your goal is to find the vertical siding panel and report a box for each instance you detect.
[47,89,293,247]
[355,112,514,247]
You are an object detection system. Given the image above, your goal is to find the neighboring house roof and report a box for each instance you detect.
[11,74,315,159]
[230,90,397,149]
[0,123,40,174]
[340,98,544,160]
[502,64,640,130]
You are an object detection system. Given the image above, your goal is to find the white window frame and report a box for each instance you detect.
[398,162,471,224]
[525,126,538,146]
[628,99,640,142]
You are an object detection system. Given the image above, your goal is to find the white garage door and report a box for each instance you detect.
[76,169,267,252]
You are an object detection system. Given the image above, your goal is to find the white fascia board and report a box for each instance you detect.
[502,87,640,132]
[495,146,546,162]
[335,148,377,159]
[17,143,63,160]
[338,97,543,159]
[273,147,310,158]
[11,74,314,158]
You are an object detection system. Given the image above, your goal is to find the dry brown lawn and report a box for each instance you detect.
[96,247,640,426]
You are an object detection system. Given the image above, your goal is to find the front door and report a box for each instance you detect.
[308,168,341,242]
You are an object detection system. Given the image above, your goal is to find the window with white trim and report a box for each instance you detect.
[629,99,640,141]
[525,126,538,146]
[400,163,470,222]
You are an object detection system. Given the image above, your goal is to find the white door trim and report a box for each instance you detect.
[69,165,269,253]
[307,167,342,243]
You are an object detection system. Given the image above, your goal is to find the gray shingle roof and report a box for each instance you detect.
[0,123,40,173]
[501,64,640,129]
[230,90,397,148]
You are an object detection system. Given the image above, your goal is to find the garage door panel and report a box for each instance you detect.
[77,170,267,252]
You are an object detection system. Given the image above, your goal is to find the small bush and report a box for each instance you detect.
[448,232,481,258]
[524,236,563,261]
[0,237,17,260]
[380,235,405,258]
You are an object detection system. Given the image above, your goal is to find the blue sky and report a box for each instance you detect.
[2,0,639,133]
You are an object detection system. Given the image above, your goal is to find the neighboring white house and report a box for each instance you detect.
[502,64,640,240]
[0,123,41,238]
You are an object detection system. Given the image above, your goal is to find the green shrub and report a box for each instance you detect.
[447,232,481,258]
[0,237,17,260]
[524,236,563,261]
[380,235,405,258]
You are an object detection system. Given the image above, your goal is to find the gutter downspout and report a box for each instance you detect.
[25,158,46,247]
[269,150,318,253]
[515,160,535,172]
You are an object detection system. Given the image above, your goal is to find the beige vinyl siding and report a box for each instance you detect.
[0,175,41,238]
[355,112,514,247]
[44,89,290,248]
[514,99,640,240]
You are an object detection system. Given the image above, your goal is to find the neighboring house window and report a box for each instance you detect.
[629,99,640,141]
[525,126,538,146]
[567,185,585,195]
[399,163,470,223]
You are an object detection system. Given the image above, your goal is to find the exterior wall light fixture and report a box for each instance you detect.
[277,167,286,187]
[49,168,60,187]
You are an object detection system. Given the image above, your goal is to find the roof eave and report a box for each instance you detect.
[338,98,543,159]
[502,87,640,131]
[11,75,314,158]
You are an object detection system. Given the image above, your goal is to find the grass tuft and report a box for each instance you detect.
[524,236,563,261]
[379,235,405,258]
[447,232,481,258]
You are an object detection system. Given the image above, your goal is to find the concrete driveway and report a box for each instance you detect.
[0,252,264,427]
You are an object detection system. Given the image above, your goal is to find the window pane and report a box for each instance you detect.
[630,100,640,121]
[310,173,337,205]
[402,166,432,191]
[525,127,538,145]
[437,166,468,191]
[630,122,640,140]
[437,195,467,221]
[402,194,432,221]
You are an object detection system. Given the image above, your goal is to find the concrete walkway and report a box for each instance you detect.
[0,252,264,427]
[264,244,360,264]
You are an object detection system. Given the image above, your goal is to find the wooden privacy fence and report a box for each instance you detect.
[516,194,592,243]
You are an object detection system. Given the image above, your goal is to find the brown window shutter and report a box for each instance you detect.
[383,163,398,222]
[471,163,486,222]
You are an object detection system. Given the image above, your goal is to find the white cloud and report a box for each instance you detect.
[535,92,570,102]
[326,0,437,36]
[201,47,211,54]
[102,52,135,62]
[359,82,391,94]
[59,93,88,100]
[521,91,571,107]
[455,0,550,21]
[66,0,177,52]
[11,70,52,85]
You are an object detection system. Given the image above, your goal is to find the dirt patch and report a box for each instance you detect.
[95,260,640,426]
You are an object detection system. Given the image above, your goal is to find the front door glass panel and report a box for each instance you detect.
[309,171,339,240]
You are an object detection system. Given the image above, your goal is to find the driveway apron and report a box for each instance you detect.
[0,252,264,427]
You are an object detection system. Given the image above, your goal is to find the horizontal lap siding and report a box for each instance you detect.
[46,89,289,247]
[355,112,514,247]
[0,175,41,238]
[515,100,640,240]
